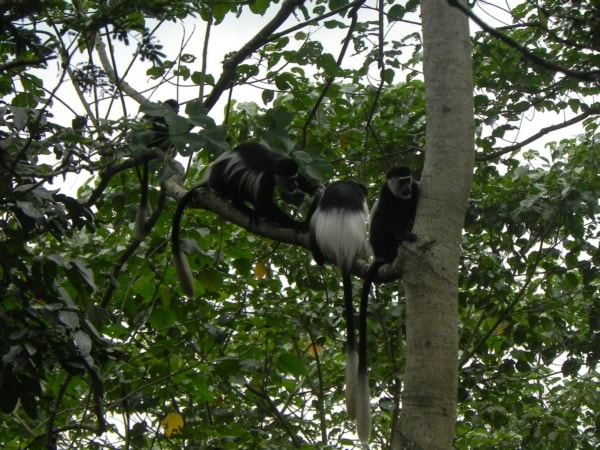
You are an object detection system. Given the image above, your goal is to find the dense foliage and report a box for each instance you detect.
[0,0,598,448]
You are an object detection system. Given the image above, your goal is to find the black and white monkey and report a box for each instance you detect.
[356,166,419,442]
[134,99,180,240]
[306,181,369,437]
[172,142,316,297]
[367,167,419,262]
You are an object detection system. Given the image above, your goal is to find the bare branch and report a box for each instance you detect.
[85,148,167,207]
[95,36,148,104]
[268,0,365,43]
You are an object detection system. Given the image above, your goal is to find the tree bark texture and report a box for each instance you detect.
[394,1,474,449]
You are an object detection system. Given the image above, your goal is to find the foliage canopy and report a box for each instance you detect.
[0,0,598,448]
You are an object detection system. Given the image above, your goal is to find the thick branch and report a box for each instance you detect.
[163,180,387,281]
[166,179,311,248]
[95,36,148,104]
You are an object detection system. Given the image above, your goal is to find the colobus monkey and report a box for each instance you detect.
[172,142,316,297]
[368,167,419,261]
[307,181,368,434]
[356,166,419,442]
[134,99,180,240]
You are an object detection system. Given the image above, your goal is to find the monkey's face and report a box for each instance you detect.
[387,175,414,200]
[275,173,300,195]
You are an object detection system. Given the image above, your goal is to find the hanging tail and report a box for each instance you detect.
[172,189,197,297]
[355,261,384,443]
[342,272,359,420]
[133,162,150,240]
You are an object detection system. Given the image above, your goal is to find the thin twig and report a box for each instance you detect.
[447,0,600,81]
[203,0,305,112]
[362,0,387,166]
[302,0,366,147]
[199,0,215,101]
[480,107,600,161]
[244,383,303,448]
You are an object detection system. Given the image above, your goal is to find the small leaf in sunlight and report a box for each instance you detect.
[307,342,322,358]
[162,412,184,438]
[254,262,269,279]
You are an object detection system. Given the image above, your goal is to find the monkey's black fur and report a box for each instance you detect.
[134,99,180,240]
[368,166,419,261]
[356,166,419,443]
[146,99,180,151]
[172,142,316,296]
[307,181,368,432]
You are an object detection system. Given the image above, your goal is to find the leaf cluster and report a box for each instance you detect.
[0,0,599,448]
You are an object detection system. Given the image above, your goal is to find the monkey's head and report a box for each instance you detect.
[273,159,301,195]
[386,166,415,200]
[164,99,179,113]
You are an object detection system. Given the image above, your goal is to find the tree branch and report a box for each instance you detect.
[447,0,600,82]
[479,107,600,161]
[95,35,148,104]
[85,148,168,207]
[302,0,365,146]
[203,0,305,111]
[163,180,405,283]
[165,179,311,248]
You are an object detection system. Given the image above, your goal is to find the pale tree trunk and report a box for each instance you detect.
[393,0,474,449]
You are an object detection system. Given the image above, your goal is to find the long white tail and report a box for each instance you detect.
[356,371,371,444]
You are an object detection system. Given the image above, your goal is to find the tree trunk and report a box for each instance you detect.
[393,1,474,449]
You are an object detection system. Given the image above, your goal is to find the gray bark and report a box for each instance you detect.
[393,0,474,448]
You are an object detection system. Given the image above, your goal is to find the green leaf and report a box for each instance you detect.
[185,100,215,127]
[59,311,80,329]
[69,259,97,293]
[197,268,224,293]
[73,329,92,356]
[276,353,305,377]
[383,68,395,84]
[387,4,405,21]
[191,71,214,86]
[324,20,346,29]
[249,0,270,15]
[148,306,177,331]
[147,66,165,79]
[274,72,298,90]
[262,89,274,104]
[317,53,340,76]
